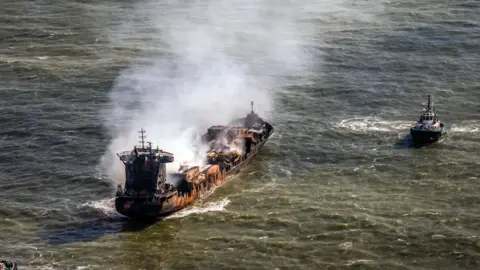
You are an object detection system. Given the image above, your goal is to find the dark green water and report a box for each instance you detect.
[1,0,479,269]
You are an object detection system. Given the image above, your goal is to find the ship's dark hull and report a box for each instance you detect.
[115,128,273,219]
[410,124,444,145]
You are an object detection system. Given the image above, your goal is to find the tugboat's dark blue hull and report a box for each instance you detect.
[410,124,444,144]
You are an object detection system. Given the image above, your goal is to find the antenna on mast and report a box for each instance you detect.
[139,128,146,149]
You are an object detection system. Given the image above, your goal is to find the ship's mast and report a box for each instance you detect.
[250,101,254,114]
[427,95,432,110]
[139,128,146,149]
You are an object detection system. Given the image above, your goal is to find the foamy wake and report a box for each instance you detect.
[332,117,412,133]
[81,198,230,219]
[332,118,480,135]
[165,198,230,219]
[450,121,480,133]
[81,198,118,216]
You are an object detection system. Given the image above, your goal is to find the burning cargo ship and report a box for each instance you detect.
[114,102,274,219]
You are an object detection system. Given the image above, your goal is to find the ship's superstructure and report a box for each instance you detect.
[116,128,174,198]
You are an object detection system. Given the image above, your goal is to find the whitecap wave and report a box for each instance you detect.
[346,259,374,266]
[80,198,118,216]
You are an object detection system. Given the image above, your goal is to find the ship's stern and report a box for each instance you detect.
[114,195,167,219]
[410,128,442,144]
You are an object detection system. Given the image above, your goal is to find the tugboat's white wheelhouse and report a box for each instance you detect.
[420,111,436,125]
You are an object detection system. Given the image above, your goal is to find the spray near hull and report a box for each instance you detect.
[114,102,273,219]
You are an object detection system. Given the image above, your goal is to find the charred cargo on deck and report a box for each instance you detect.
[114,102,274,218]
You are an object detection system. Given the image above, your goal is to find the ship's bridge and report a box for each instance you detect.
[420,110,437,125]
[117,147,174,164]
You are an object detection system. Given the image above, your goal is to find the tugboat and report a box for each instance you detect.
[114,102,274,219]
[0,260,18,270]
[410,95,444,145]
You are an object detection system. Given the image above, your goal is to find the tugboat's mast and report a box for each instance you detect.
[139,128,146,149]
[251,101,254,114]
[427,95,432,110]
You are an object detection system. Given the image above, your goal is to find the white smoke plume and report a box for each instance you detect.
[100,0,320,183]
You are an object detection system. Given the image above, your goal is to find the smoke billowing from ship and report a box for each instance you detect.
[100,0,317,182]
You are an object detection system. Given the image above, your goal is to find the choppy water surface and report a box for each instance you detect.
[1,0,479,269]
